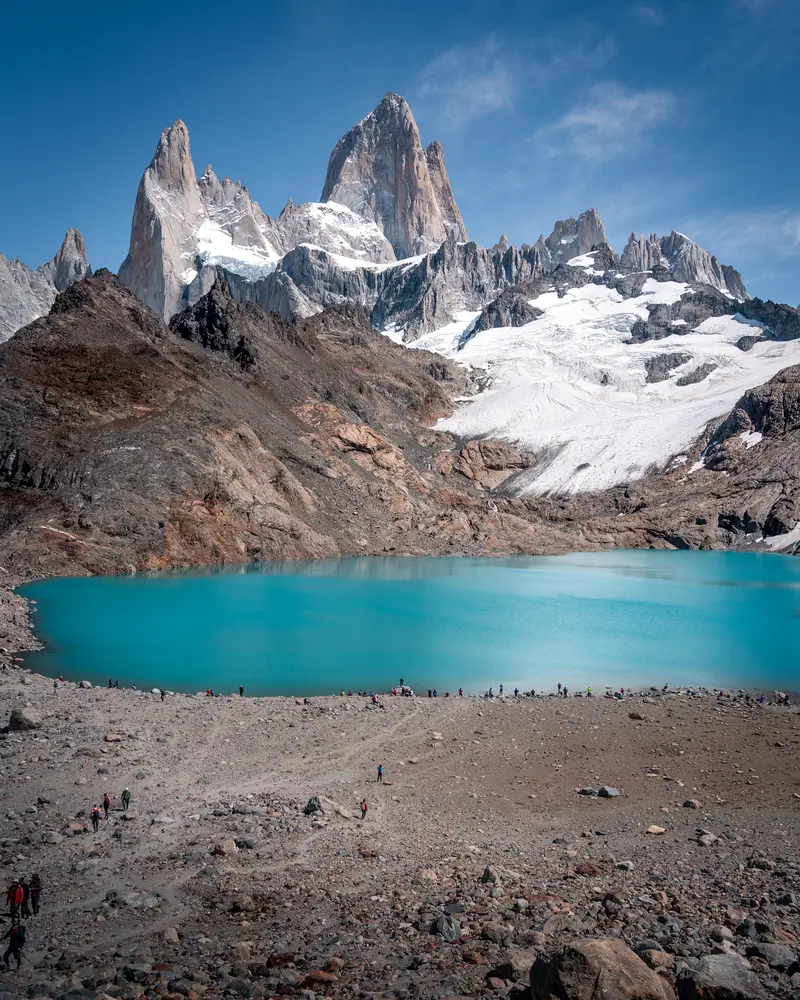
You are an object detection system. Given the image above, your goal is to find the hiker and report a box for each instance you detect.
[432,689,437,698]
[91,806,101,833]
[30,876,41,916]
[114,680,119,689]
[377,764,384,783]
[514,687,519,698]
[53,678,58,695]
[360,799,368,820]
[19,879,30,919]
[108,678,113,688]
[103,793,111,819]
[121,787,131,812]
[587,686,592,697]
[160,688,165,701]
[2,921,25,971]
[499,684,504,695]
[399,677,404,687]
[459,687,463,696]
[239,685,244,697]
[7,881,22,919]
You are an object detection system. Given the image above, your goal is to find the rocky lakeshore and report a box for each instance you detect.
[0,659,798,1000]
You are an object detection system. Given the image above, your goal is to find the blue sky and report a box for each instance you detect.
[2,0,798,303]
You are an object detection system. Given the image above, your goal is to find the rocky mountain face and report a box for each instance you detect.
[534,208,606,269]
[320,93,468,259]
[0,229,90,342]
[1,272,799,586]
[110,93,764,350]
[621,230,747,298]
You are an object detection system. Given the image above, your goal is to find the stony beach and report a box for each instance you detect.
[0,627,798,1000]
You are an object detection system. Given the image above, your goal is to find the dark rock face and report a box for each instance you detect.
[676,363,718,387]
[169,278,259,370]
[645,353,692,383]
[458,290,542,348]
[676,954,766,999]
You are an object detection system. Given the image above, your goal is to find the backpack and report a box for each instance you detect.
[14,925,26,947]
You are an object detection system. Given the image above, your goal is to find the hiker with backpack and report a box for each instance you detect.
[121,787,131,812]
[19,879,30,919]
[6,880,22,920]
[30,875,41,916]
[360,799,368,819]
[91,806,102,833]
[2,921,25,971]
[377,764,384,783]
[103,793,111,819]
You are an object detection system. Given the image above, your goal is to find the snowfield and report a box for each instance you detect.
[408,282,800,495]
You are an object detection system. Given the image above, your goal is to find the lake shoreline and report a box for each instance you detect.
[6,549,797,698]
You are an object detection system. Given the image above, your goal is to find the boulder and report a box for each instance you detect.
[744,942,796,971]
[304,796,323,815]
[530,939,675,1000]
[684,799,703,809]
[42,830,64,845]
[432,914,461,942]
[230,894,256,913]
[212,838,238,856]
[599,786,620,798]
[647,825,667,835]
[104,733,124,743]
[79,680,92,689]
[7,704,41,731]
[676,954,765,999]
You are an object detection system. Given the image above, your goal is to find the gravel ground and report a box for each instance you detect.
[0,659,798,999]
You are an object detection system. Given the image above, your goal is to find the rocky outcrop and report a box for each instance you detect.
[119,120,206,320]
[645,353,692,383]
[320,93,468,259]
[276,199,396,264]
[459,289,542,348]
[621,230,748,300]
[676,954,765,1000]
[0,229,90,342]
[676,362,717,387]
[529,939,675,1000]
[535,209,607,269]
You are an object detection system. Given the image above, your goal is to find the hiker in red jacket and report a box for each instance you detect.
[6,881,23,920]
[360,799,368,820]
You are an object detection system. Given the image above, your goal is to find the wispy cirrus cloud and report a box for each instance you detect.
[415,32,616,129]
[416,37,518,128]
[534,82,676,163]
[681,208,800,261]
[629,3,665,26]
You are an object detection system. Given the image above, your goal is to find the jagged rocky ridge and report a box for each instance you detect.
[0,229,90,342]
[1,273,799,588]
[113,94,753,342]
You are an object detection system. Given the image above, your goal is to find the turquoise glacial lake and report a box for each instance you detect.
[18,551,800,696]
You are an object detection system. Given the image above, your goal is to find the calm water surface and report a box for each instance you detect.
[18,551,800,695]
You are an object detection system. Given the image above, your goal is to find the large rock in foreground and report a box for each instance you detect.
[529,939,675,1000]
[6,704,42,731]
[676,954,765,999]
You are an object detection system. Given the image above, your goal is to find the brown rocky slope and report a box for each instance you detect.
[0,271,799,586]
